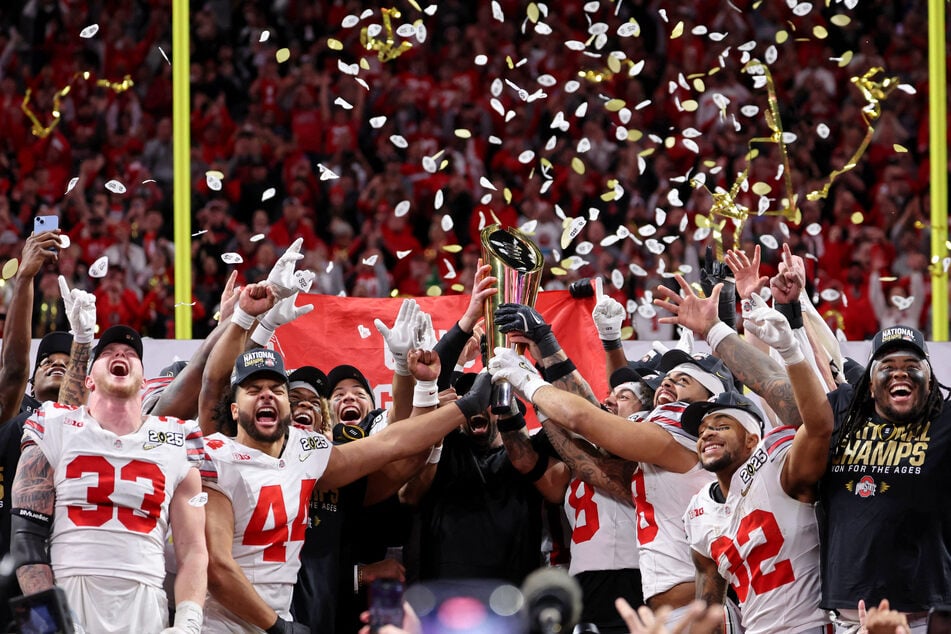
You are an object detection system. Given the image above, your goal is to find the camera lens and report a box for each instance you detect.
[568,278,594,299]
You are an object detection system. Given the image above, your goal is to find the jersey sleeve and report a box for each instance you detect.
[20,402,66,464]
[181,419,205,467]
[763,425,797,459]
[199,434,227,494]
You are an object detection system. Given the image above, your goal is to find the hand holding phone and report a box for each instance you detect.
[33,215,59,235]
[369,578,404,633]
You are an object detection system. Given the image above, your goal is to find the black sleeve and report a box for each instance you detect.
[434,322,472,391]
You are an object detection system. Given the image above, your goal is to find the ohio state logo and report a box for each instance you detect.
[855,476,876,498]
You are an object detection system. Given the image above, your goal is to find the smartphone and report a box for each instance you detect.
[369,578,404,633]
[929,606,951,634]
[9,587,75,634]
[33,215,59,235]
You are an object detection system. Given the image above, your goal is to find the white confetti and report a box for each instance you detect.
[390,134,408,148]
[760,235,779,250]
[576,241,594,255]
[817,123,830,139]
[520,219,538,233]
[369,116,387,129]
[341,14,359,28]
[366,24,382,38]
[434,190,444,210]
[250,233,265,242]
[394,200,411,217]
[629,263,647,276]
[537,74,556,87]
[618,21,640,37]
[564,80,580,93]
[611,269,624,289]
[262,188,276,201]
[318,164,339,181]
[637,304,657,319]
[819,288,841,302]
[667,189,682,207]
[338,60,359,76]
[561,217,587,249]
[188,492,208,507]
[892,296,915,311]
[441,215,453,232]
[333,97,353,110]
[221,253,244,264]
[80,24,99,39]
[806,223,822,236]
[639,224,657,237]
[443,258,456,279]
[396,23,415,37]
[206,173,222,191]
[66,177,79,195]
[358,325,372,339]
[90,256,109,278]
[158,46,170,64]
[491,0,504,21]
[645,239,665,255]
[479,176,497,191]
[104,179,126,194]
[363,254,378,266]
[259,30,270,43]
[59,234,71,249]
[396,250,412,259]
[475,54,488,66]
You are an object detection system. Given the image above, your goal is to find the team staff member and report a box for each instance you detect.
[12,326,207,634]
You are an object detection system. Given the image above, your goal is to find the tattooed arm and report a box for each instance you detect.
[692,549,727,634]
[510,333,601,407]
[58,340,92,406]
[11,444,56,594]
[541,420,635,505]
[499,425,570,504]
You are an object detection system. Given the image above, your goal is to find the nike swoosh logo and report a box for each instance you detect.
[299,452,313,462]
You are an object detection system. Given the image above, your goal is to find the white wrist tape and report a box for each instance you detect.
[427,445,443,464]
[705,322,735,353]
[173,601,203,634]
[413,379,439,408]
[250,323,274,347]
[231,306,256,330]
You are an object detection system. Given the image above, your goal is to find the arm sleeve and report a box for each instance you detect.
[434,322,472,390]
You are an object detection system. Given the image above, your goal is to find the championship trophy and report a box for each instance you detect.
[480,224,544,413]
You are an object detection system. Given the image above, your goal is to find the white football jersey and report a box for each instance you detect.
[634,403,715,600]
[564,477,639,575]
[200,427,332,617]
[21,402,203,588]
[683,426,829,634]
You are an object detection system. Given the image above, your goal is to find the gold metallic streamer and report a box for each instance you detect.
[21,71,134,139]
[360,8,413,62]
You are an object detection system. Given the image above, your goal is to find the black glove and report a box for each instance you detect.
[494,303,560,357]
[266,617,309,634]
[699,246,737,329]
[455,372,492,420]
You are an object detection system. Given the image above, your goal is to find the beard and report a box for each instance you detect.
[237,409,290,444]
[701,450,738,474]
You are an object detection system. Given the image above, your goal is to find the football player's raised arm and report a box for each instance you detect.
[11,444,55,594]
[204,487,282,630]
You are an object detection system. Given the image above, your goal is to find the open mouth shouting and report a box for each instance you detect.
[338,404,363,422]
[109,358,130,377]
[293,407,315,428]
[655,385,678,405]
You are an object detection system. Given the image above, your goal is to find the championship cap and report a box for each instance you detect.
[288,366,329,398]
[681,391,765,439]
[327,364,374,405]
[659,350,734,396]
[230,349,287,388]
[34,331,72,373]
[91,325,143,366]
[868,326,928,362]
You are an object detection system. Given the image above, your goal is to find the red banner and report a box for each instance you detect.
[273,290,608,415]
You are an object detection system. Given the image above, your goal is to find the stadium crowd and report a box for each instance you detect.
[0,0,943,342]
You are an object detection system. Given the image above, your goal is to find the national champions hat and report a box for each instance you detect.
[230,349,288,388]
[868,325,929,362]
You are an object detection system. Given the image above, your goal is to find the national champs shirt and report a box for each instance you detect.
[20,402,203,587]
[200,426,332,617]
[820,384,951,612]
[684,426,829,634]
[564,477,639,576]
[634,402,715,600]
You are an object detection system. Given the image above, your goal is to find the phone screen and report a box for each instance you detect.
[369,579,404,633]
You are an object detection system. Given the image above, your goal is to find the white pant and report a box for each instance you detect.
[60,575,168,634]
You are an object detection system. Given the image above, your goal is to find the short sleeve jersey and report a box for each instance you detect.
[20,402,203,588]
[634,402,715,600]
[564,477,639,576]
[820,384,951,612]
[200,427,332,594]
[684,427,829,634]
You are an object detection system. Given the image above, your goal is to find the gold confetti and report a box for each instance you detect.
[2,258,18,280]
[550,267,567,276]
[776,30,789,44]
[831,14,851,27]
[813,25,828,40]
[671,21,684,39]
[276,48,290,63]
[571,157,585,174]
[620,326,634,340]
[328,38,343,50]
[752,182,772,196]
[360,8,413,61]
[851,211,864,224]
[680,99,698,112]
[838,51,854,67]
[454,128,472,138]
[605,99,626,112]
[426,285,442,297]
[21,73,133,139]
[451,283,465,292]
[894,144,908,153]
[442,245,463,253]
[527,2,539,23]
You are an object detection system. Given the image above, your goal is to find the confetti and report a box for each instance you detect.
[611,269,624,289]
[806,223,822,236]
[259,31,270,43]
[454,128,472,139]
[369,116,387,128]
[66,177,79,195]
[80,24,99,39]
[1,258,18,280]
[262,188,276,201]
[90,256,110,278]
[561,217,587,249]
[441,215,453,232]
[342,15,360,28]
[334,97,353,110]
[250,233,265,242]
[221,253,244,265]
[363,254,378,266]
[760,235,779,250]
[358,325,371,339]
[318,164,340,181]
[206,173,222,191]
[434,190,443,209]
[396,250,412,259]
[819,289,841,302]
[276,48,290,63]
[59,235,71,249]
[105,180,126,194]
[394,200,411,217]
[390,134,408,148]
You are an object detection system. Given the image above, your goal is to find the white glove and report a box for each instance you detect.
[591,295,625,342]
[374,299,420,375]
[266,238,312,300]
[58,275,96,344]
[250,293,314,346]
[414,311,438,351]
[487,347,551,402]
[675,326,695,353]
[742,294,804,365]
[159,601,202,634]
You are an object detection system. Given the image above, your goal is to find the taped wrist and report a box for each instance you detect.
[498,407,527,433]
[705,322,735,353]
[600,338,623,351]
[412,379,439,408]
[537,331,561,358]
[172,601,203,634]
[11,508,51,569]
[250,323,275,347]
[231,306,256,330]
[774,302,803,329]
[524,453,549,482]
[543,359,576,383]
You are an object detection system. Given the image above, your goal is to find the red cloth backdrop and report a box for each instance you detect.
[273,290,606,417]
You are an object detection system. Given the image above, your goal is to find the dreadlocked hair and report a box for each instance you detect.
[832,363,949,458]
[211,385,239,437]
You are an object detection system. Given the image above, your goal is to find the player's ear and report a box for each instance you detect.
[230,401,238,421]
[84,375,95,391]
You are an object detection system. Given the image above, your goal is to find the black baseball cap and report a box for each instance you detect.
[610,362,663,392]
[159,360,188,378]
[288,366,329,398]
[34,331,72,373]
[91,325,143,366]
[659,350,735,396]
[327,364,374,405]
[868,326,928,362]
[681,391,765,439]
[231,349,287,388]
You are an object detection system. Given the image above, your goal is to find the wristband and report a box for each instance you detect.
[427,445,442,464]
[250,323,274,347]
[537,332,561,358]
[413,380,439,408]
[601,338,623,351]
[543,359,577,383]
[524,454,549,482]
[522,377,551,403]
[498,412,527,432]
[231,305,256,330]
[774,302,803,329]
[172,601,203,634]
[705,322,735,353]
[73,329,94,345]
[780,344,806,366]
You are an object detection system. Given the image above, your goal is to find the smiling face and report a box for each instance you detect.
[869,350,931,423]
[696,413,758,474]
[33,352,70,401]
[289,386,322,431]
[654,371,711,406]
[330,379,373,424]
[232,376,291,444]
[85,343,144,398]
[614,386,643,419]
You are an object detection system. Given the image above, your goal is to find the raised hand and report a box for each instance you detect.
[770,243,805,304]
[374,299,420,376]
[487,347,550,402]
[58,275,96,344]
[459,262,497,333]
[250,292,314,346]
[725,245,768,300]
[266,237,313,300]
[591,277,625,343]
[742,294,803,364]
[408,348,440,383]
[652,274,720,339]
[19,231,60,279]
[494,303,560,357]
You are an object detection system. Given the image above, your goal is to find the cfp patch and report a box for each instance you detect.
[846,475,890,498]
[147,430,184,447]
[300,435,330,452]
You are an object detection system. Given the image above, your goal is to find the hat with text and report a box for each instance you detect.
[231,349,287,388]
[681,391,765,439]
[868,325,928,362]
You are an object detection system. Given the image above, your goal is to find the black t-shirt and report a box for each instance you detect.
[418,430,544,584]
[820,384,951,612]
